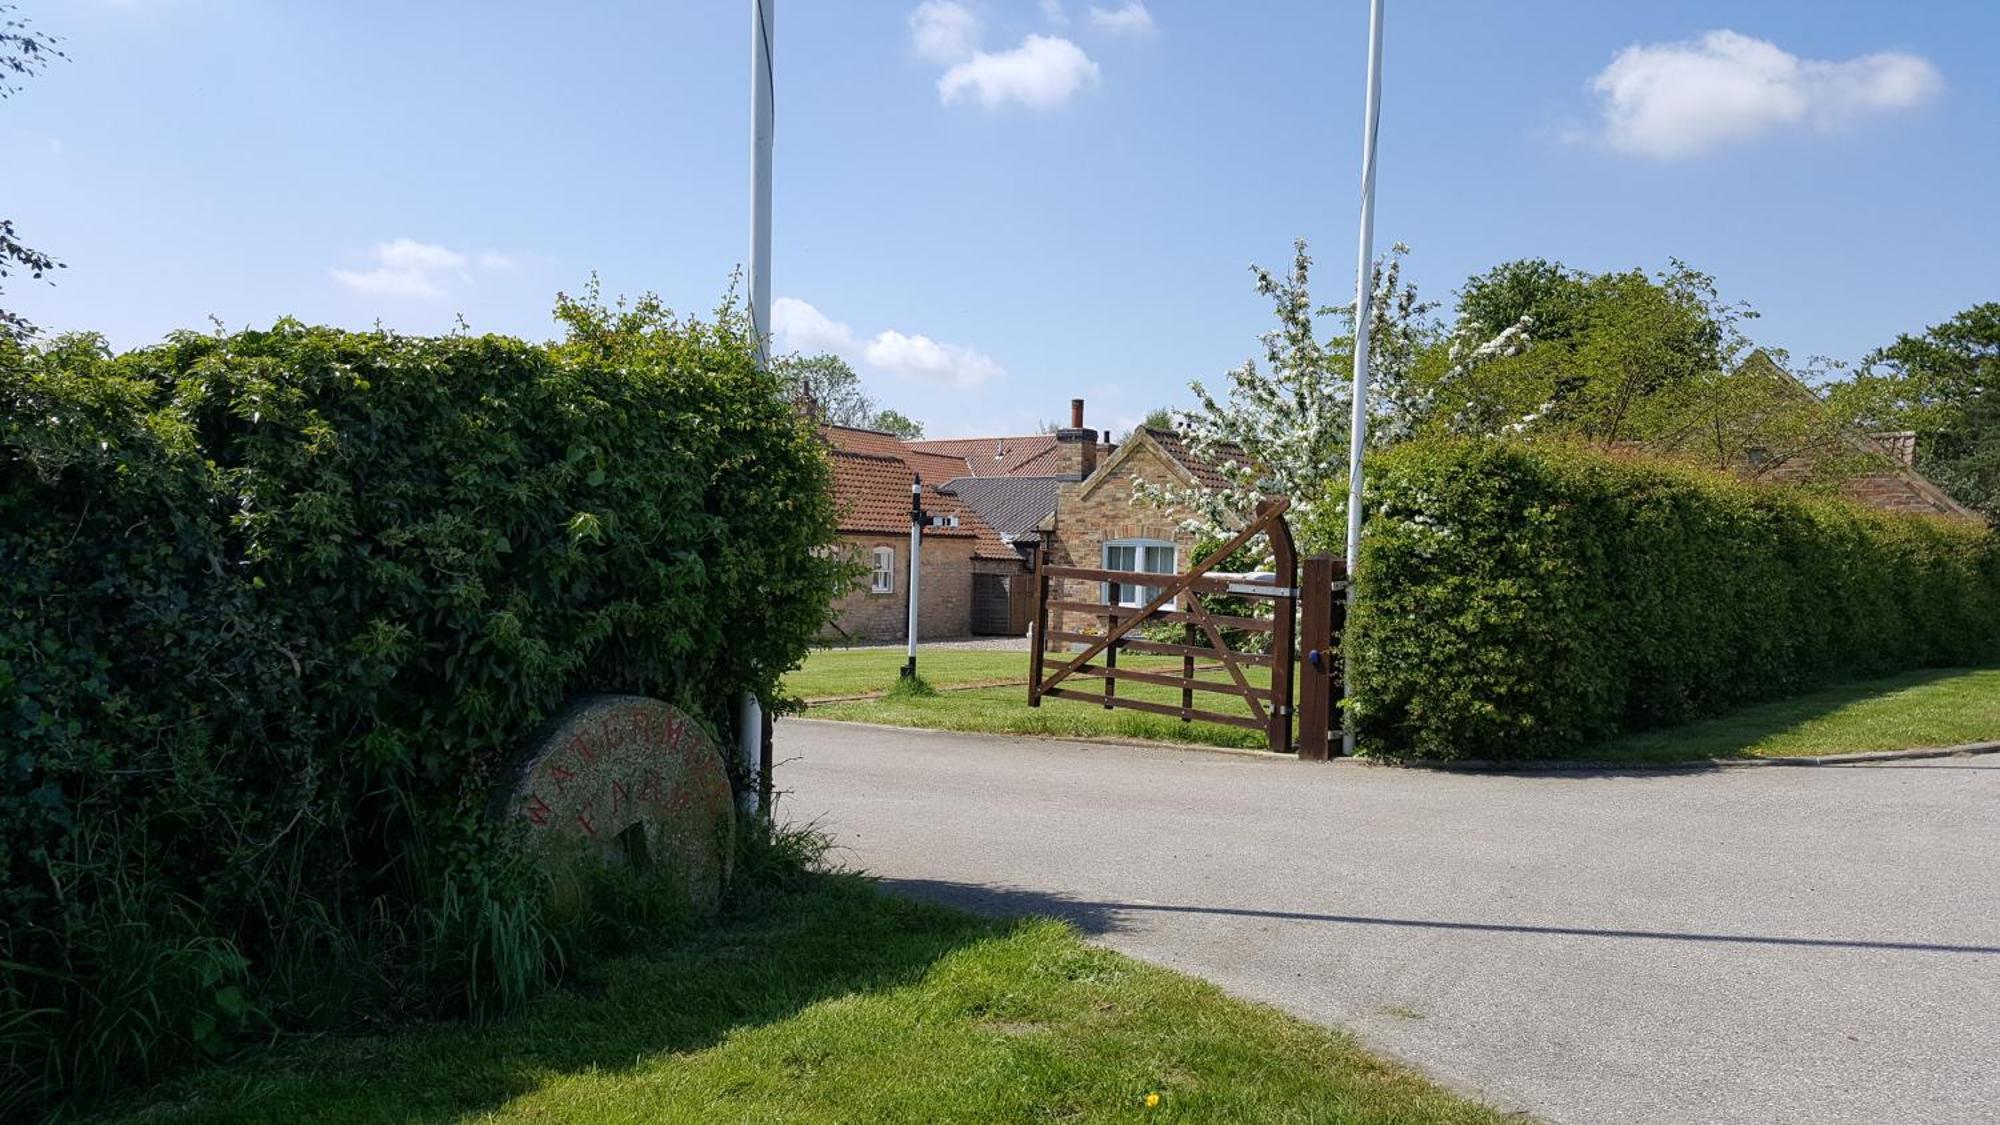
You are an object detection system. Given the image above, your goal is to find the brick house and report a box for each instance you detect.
[817,402,1240,643]
[819,428,1023,644]
[1031,419,1239,638]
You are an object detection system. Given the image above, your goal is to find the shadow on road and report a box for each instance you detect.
[876,877,2000,956]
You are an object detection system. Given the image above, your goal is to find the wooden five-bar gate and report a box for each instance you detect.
[1027,498,1348,759]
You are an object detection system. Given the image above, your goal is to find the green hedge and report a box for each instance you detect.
[1333,439,2000,761]
[0,308,842,1112]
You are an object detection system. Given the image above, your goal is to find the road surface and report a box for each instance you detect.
[780,718,1999,1125]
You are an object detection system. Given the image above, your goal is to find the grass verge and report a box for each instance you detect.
[94,873,1503,1125]
[810,680,1273,750]
[1588,666,2000,765]
[784,646,1181,702]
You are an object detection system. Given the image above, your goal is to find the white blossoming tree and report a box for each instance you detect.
[1136,239,1528,557]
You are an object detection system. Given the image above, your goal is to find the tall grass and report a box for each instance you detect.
[3,811,835,1120]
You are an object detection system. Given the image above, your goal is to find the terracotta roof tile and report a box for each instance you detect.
[907,434,1062,477]
[1143,427,1242,489]
[820,424,911,459]
[826,450,1017,560]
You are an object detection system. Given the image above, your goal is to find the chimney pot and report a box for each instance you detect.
[1070,399,1085,429]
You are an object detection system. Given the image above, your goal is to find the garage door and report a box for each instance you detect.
[972,573,1012,635]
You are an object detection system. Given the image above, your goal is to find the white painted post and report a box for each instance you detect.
[736,693,763,817]
[1341,0,1385,758]
[904,479,922,678]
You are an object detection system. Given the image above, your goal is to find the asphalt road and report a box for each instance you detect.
[779,718,2000,1125]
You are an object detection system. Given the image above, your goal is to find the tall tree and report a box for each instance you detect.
[1441,259,1895,485]
[2,5,64,343]
[868,408,924,440]
[771,352,924,437]
[1854,303,2000,519]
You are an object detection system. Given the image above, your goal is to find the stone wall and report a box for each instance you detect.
[1041,441,1203,638]
[824,533,979,643]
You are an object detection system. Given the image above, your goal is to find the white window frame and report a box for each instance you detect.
[1103,539,1176,608]
[869,546,896,595]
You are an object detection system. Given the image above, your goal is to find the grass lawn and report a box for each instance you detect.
[806,656,1999,764]
[785,645,1182,702]
[785,647,1039,700]
[1591,666,2000,765]
[98,875,1503,1125]
[812,684,1273,750]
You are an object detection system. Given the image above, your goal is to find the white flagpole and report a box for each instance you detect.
[1341,0,1385,758]
[749,0,775,368]
[741,0,776,813]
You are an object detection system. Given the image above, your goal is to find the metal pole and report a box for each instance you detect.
[748,0,775,368]
[742,0,775,812]
[1341,0,1384,758]
[904,478,923,678]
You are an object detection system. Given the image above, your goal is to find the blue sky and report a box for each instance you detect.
[6,1,1996,437]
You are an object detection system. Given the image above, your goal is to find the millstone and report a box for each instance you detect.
[492,695,735,913]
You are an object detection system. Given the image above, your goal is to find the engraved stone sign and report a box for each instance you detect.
[492,695,735,912]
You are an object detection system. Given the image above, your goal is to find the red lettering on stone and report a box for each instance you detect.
[549,764,576,793]
[611,779,630,816]
[524,793,553,828]
[575,806,599,837]
[639,769,666,810]
[575,732,601,765]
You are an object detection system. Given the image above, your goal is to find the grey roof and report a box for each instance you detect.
[941,475,1065,543]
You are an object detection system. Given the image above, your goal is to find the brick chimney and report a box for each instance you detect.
[1054,398,1099,479]
[1871,431,1918,468]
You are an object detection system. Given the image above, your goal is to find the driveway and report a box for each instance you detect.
[779,719,2000,1125]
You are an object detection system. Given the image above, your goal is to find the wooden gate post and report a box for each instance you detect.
[1266,504,1298,755]
[1296,554,1339,761]
[1028,544,1049,707]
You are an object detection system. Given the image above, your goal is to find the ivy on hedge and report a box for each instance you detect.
[1,306,844,1111]
[1325,439,2000,761]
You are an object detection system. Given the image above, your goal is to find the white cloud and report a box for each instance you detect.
[939,34,1100,110]
[1039,0,1068,26]
[865,330,1003,388]
[1587,30,1943,159]
[909,0,980,64]
[1087,1,1154,36]
[330,239,513,298]
[773,296,859,355]
[777,297,1004,388]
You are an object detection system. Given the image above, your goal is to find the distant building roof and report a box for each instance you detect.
[824,448,1015,560]
[943,475,1065,544]
[906,434,1063,478]
[1140,426,1242,490]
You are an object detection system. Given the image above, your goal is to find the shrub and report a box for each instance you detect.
[1317,439,2000,761]
[1,300,843,1113]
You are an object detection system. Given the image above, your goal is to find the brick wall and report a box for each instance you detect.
[823,534,979,643]
[1041,442,1202,638]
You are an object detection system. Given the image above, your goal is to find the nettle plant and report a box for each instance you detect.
[1135,240,1528,561]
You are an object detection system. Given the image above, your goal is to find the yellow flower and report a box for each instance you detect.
[1145,1092,1161,1108]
